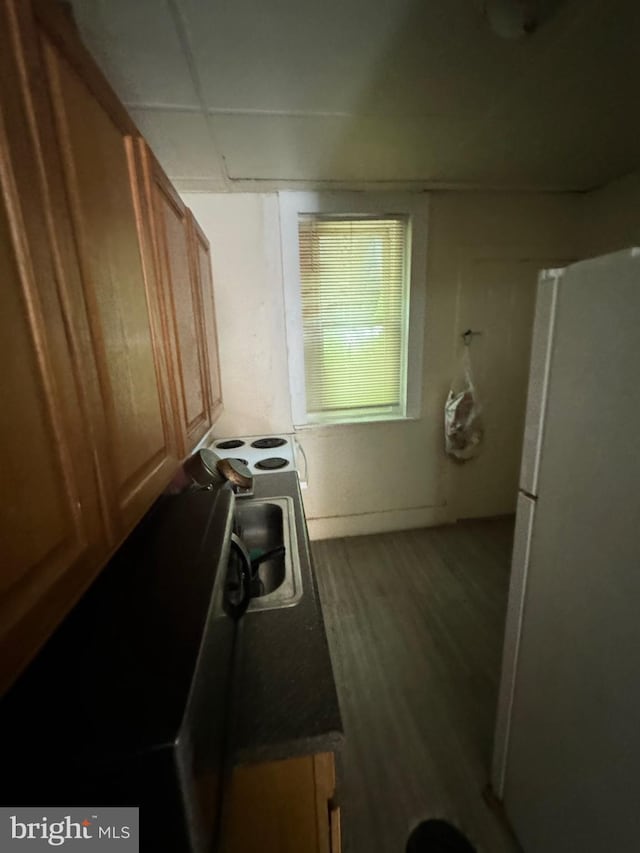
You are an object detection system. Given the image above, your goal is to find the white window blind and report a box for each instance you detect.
[298,215,410,422]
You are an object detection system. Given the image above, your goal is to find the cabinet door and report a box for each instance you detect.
[224,753,339,853]
[0,6,105,694]
[188,212,223,425]
[31,1,178,532]
[145,149,214,454]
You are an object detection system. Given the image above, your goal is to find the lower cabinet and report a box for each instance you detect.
[224,753,341,853]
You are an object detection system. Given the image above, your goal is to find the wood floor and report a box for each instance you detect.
[312,518,521,853]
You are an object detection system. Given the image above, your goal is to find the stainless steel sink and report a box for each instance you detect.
[234,496,303,611]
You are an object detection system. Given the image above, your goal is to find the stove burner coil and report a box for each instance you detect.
[251,437,287,449]
[254,457,288,470]
[215,439,245,450]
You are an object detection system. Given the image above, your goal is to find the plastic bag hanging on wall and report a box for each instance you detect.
[444,347,484,462]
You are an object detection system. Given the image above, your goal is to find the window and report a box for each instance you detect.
[280,193,428,427]
[299,215,410,422]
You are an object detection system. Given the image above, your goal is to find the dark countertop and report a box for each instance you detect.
[230,471,344,765]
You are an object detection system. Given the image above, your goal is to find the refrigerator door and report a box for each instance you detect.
[492,490,536,798]
[502,248,640,852]
[519,268,561,497]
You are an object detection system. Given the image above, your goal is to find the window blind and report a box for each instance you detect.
[298,215,410,420]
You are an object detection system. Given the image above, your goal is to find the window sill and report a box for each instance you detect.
[294,415,420,431]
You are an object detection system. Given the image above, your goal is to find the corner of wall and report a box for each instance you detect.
[579,171,640,259]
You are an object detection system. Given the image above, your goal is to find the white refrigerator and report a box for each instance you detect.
[492,248,640,851]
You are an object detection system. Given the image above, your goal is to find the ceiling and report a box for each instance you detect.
[70,0,640,192]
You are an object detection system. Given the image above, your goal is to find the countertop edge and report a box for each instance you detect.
[229,471,344,767]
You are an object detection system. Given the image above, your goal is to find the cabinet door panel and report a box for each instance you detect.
[224,753,337,853]
[40,36,178,528]
[0,200,75,586]
[190,214,223,423]
[0,7,104,692]
[149,156,211,452]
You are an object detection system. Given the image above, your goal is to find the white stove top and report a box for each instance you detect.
[210,434,297,477]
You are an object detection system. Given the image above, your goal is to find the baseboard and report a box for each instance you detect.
[306,505,451,540]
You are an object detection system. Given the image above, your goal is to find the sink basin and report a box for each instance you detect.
[234,496,303,611]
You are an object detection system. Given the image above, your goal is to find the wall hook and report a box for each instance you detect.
[462,329,482,346]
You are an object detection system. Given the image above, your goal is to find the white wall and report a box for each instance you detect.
[579,170,640,257]
[184,194,293,437]
[434,194,580,521]
[184,190,581,538]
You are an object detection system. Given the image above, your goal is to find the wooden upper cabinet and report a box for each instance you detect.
[30,1,179,532]
[144,147,222,455]
[0,4,105,694]
[0,0,223,691]
[189,212,223,425]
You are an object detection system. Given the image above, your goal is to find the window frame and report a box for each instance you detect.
[279,192,428,428]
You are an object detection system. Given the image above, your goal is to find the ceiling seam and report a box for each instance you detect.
[125,103,493,121]
[171,177,586,194]
[166,0,232,188]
